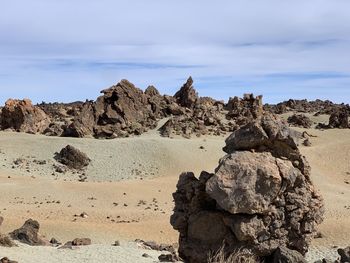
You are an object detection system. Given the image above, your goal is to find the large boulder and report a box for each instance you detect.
[10,219,46,246]
[0,99,50,134]
[170,114,324,263]
[54,145,90,169]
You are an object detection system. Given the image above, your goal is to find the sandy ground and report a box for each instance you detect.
[0,242,168,263]
[0,115,349,262]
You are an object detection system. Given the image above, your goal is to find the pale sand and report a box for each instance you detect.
[0,119,349,262]
[0,242,168,263]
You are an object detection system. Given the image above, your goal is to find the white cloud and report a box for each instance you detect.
[0,0,350,104]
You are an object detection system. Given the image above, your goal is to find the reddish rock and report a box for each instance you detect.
[1,99,50,134]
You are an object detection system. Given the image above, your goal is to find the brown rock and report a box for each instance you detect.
[287,114,312,128]
[0,257,18,263]
[54,145,90,169]
[10,219,46,246]
[174,77,198,108]
[1,99,50,134]
[328,109,349,128]
[72,238,91,246]
[267,247,307,263]
[65,101,95,137]
[171,115,324,263]
[0,234,16,247]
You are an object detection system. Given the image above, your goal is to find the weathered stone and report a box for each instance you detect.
[174,77,198,109]
[287,114,313,128]
[54,145,90,169]
[1,99,50,134]
[10,219,46,246]
[171,115,324,263]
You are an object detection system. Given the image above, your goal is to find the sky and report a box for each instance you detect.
[0,0,350,104]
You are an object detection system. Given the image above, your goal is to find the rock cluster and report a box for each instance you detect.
[287,114,313,128]
[328,109,349,128]
[0,77,266,139]
[0,99,50,134]
[170,114,324,263]
[265,99,347,115]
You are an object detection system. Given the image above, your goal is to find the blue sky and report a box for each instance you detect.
[1,0,350,104]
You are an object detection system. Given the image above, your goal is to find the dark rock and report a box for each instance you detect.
[0,257,18,263]
[174,77,198,109]
[54,145,90,169]
[287,114,313,128]
[338,247,350,263]
[267,247,307,263]
[328,109,349,128]
[0,234,16,247]
[10,219,46,246]
[71,238,91,246]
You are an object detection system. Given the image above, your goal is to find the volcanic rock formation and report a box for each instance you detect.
[10,219,47,246]
[0,99,50,134]
[287,114,313,128]
[54,145,90,170]
[170,114,324,263]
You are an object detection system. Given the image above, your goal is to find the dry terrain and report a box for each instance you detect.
[0,116,349,262]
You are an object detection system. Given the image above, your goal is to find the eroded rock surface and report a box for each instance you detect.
[54,145,90,169]
[171,114,324,263]
[0,99,50,134]
[10,219,47,246]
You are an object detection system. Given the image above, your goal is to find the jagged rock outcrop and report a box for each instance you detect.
[170,114,324,263]
[0,99,50,134]
[287,114,313,128]
[226,94,263,126]
[174,76,198,109]
[10,219,47,246]
[265,99,346,115]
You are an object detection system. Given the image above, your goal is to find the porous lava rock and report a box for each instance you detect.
[170,114,324,263]
[0,99,50,134]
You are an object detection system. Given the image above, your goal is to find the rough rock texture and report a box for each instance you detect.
[328,109,349,128]
[0,257,18,263]
[9,219,46,246]
[54,145,90,169]
[64,101,95,137]
[174,76,198,109]
[265,99,347,115]
[0,235,16,247]
[170,114,324,263]
[287,114,313,128]
[267,247,307,263]
[226,94,264,125]
[0,99,50,134]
